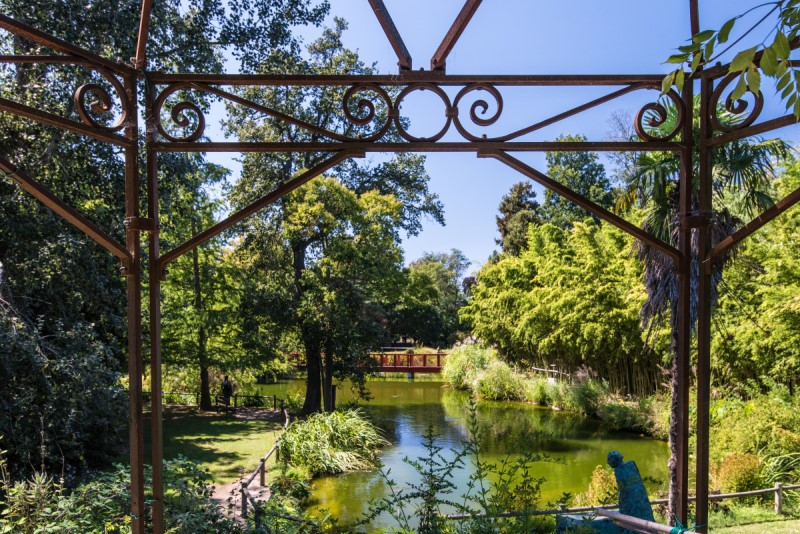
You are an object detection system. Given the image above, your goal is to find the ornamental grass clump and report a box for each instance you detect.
[441,344,496,390]
[474,360,527,401]
[277,409,388,477]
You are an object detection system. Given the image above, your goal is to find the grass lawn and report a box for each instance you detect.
[143,406,283,484]
[708,503,800,533]
[714,518,800,532]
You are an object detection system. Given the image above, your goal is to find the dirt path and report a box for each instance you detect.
[210,407,283,509]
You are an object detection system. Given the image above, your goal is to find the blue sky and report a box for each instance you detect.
[207,0,796,272]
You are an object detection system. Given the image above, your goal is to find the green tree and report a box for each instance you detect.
[391,249,471,346]
[226,20,443,413]
[540,134,614,228]
[617,96,790,517]
[0,0,328,472]
[496,182,541,255]
[237,177,406,412]
[712,164,800,391]
[461,221,657,394]
[158,155,244,410]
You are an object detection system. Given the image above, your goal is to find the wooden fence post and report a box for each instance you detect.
[259,458,266,487]
[775,482,783,514]
[241,484,248,518]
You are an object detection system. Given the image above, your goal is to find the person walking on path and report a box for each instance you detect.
[221,376,234,414]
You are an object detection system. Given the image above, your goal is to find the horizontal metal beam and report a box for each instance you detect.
[431,0,483,71]
[708,185,800,261]
[0,14,134,76]
[481,149,682,263]
[706,114,799,147]
[146,72,667,86]
[0,156,130,262]
[158,150,362,267]
[152,140,682,154]
[0,54,92,65]
[367,0,412,70]
[0,96,131,146]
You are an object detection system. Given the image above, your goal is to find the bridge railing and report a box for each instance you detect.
[374,352,446,369]
[288,352,448,370]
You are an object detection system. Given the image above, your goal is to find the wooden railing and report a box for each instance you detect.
[289,352,448,373]
[213,393,280,412]
[447,482,800,525]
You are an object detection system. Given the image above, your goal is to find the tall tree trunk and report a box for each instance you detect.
[667,322,680,522]
[293,242,323,414]
[322,339,334,412]
[302,336,322,414]
[191,218,212,410]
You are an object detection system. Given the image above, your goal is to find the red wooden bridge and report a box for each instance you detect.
[290,352,446,374]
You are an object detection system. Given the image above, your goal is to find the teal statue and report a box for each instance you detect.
[555,451,652,533]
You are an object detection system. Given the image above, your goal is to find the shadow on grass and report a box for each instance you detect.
[143,406,283,482]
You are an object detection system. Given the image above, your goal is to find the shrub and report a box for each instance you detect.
[0,307,127,480]
[524,376,553,406]
[278,409,389,477]
[715,453,763,493]
[549,379,608,416]
[474,361,526,401]
[0,455,241,533]
[441,344,496,390]
[574,465,618,507]
[596,400,652,434]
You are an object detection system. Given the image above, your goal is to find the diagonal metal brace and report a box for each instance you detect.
[367,0,412,71]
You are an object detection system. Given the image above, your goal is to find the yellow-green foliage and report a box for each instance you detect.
[475,360,527,401]
[441,344,497,390]
[710,390,800,464]
[574,465,618,507]
[278,409,389,477]
[715,453,763,493]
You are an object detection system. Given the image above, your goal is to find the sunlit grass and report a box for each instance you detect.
[143,407,283,484]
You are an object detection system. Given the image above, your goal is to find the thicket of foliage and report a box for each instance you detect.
[0,273,126,479]
[0,455,241,534]
[462,221,661,395]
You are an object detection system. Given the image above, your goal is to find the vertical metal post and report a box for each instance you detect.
[695,72,714,534]
[675,80,694,527]
[146,82,165,534]
[123,72,146,534]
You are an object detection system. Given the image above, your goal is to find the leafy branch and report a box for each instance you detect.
[664,0,800,118]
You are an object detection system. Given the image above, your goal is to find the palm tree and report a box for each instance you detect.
[616,96,791,519]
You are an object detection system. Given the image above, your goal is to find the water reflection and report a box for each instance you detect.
[257,379,668,530]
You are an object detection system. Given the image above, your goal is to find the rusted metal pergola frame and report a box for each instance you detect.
[1,1,798,532]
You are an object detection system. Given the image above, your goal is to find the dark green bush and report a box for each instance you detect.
[0,303,126,479]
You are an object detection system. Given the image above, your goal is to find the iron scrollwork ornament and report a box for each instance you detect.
[73,67,129,132]
[153,82,206,142]
[634,88,685,142]
[708,73,763,133]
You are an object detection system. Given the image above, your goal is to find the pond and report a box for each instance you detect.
[257,378,668,531]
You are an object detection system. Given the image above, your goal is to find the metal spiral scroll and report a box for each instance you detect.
[73,67,129,131]
[341,84,394,141]
[153,83,206,142]
[708,73,763,133]
[452,83,504,141]
[393,83,453,142]
[634,88,685,142]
